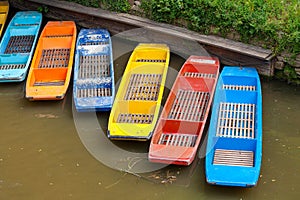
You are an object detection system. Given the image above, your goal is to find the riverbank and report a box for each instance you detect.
[9,0,300,84]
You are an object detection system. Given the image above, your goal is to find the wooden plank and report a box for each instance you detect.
[213,149,254,167]
[9,0,275,76]
[216,102,255,138]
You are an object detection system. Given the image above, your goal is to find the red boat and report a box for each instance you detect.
[148,56,220,165]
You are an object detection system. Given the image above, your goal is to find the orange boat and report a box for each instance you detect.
[148,56,220,165]
[26,21,77,100]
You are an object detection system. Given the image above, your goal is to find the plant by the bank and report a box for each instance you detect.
[141,0,300,56]
[67,0,130,12]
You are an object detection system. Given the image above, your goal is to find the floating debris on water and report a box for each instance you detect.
[35,113,59,119]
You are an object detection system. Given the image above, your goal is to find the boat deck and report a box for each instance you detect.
[213,149,254,167]
[168,90,210,121]
[216,102,255,139]
[5,35,35,54]
[78,54,110,79]
[108,43,170,140]
[124,73,162,101]
[76,50,112,98]
[158,133,197,147]
[0,64,26,70]
[38,48,70,68]
[73,28,114,111]
[117,113,154,124]
[212,83,257,167]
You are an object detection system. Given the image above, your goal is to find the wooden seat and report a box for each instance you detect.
[184,72,216,78]
[38,48,70,68]
[158,133,197,147]
[79,55,110,79]
[124,73,162,101]
[168,90,210,121]
[136,59,166,62]
[223,84,256,91]
[77,88,111,98]
[5,35,35,54]
[216,102,255,139]
[0,64,26,70]
[213,149,254,167]
[117,113,154,124]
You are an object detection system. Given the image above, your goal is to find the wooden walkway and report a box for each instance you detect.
[10,0,275,76]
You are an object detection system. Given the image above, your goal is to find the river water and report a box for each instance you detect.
[0,14,299,200]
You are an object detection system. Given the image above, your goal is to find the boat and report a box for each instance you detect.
[205,66,262,187]
[0,11,42,82]
[73,28,114,112]
[25,21,77,100]
[0,1,9,37]
[107,43,170,141]
[148,56,220,165]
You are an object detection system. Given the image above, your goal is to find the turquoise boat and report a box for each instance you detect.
[73,28,115,112]
[205,66,262,187]
[0,11,42,82]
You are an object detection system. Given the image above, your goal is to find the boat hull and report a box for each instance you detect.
[73,28,115,112]
[25,21,77,100]
[205,66,262,187]
[0,11,42,82]
[149,56,220,165]
[108,43,170,141]
[0,1,9,37]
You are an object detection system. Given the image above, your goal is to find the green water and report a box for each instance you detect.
[0,32,299,200]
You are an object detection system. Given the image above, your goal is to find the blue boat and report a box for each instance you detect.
[0,11,42,82]
[73,28,115,112]
[205,66,262,187]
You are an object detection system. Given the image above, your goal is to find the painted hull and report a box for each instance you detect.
[0,1,9,37]
[108,43,170,141]
[73,28,114,112]
[0,11,42,82]
[149,56,220,165]
[205,66,262,187]
[25,21,77,100]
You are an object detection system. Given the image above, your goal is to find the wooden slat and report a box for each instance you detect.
[0,64,26,70]
[213,149,254,167]
[168,90,210,121]
[184,72,216,78]
[34,81,65,86]
[223,84,256,91]
[158,133,197,147]
[4,35,35,54]
[216,102,255,138]
[38,48,70,68]
[45,34,73,38]
[117,113,153,124]
[81,41,108,46]
[77,88,111,98]
[136,59,166,62]
[79,55,110,79]
[124,74,162,101]
[15,23,39,26]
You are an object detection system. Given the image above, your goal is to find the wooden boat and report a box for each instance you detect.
[108,43,170,141]
[148,56,220,165]
[205,66,262,187]
[0,1,9,37]
[0,11,42,82]
[73,28,114,112]
[26,21,77,100]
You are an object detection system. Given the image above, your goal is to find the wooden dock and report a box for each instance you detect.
[9,0,275,76]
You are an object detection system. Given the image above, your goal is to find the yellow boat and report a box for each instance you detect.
[0,1,9,37]
[25,21,77,100]
[108,43,170,141]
